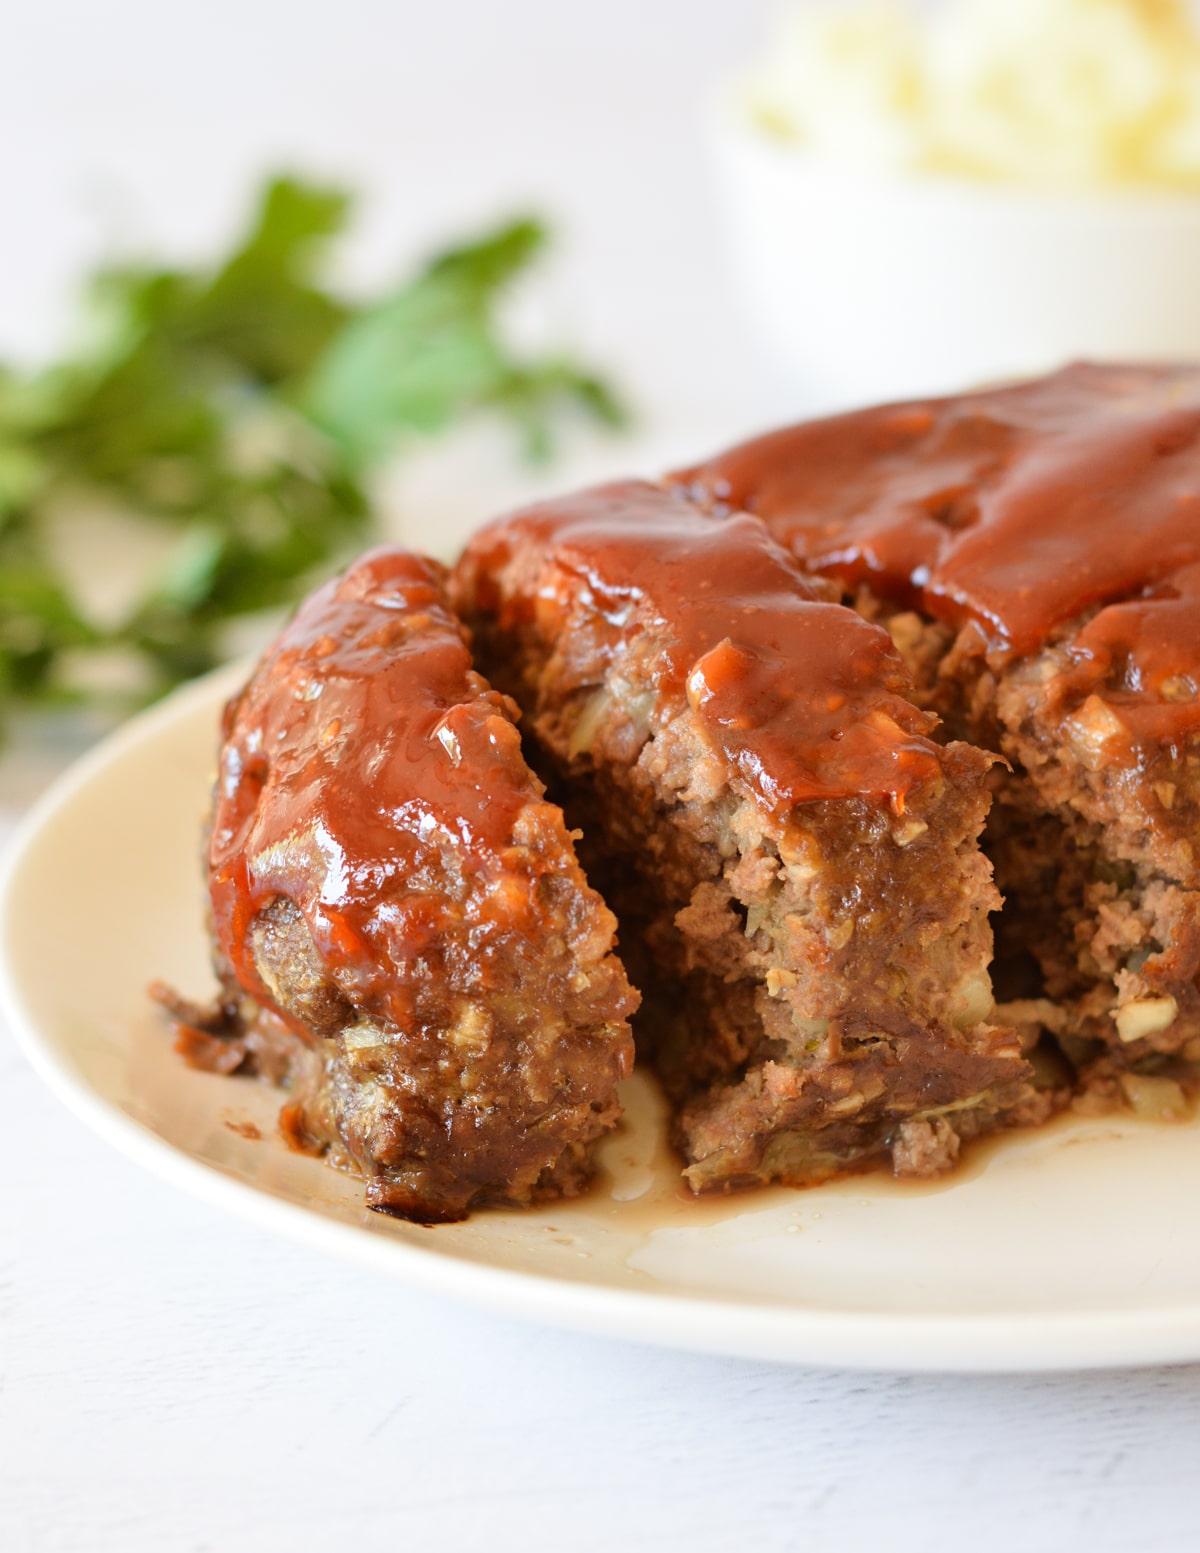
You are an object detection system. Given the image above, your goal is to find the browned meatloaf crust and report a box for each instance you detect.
[172,546,637,1223]
[452,484,1046,1190]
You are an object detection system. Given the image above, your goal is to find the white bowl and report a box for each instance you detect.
[712,106,1200,407]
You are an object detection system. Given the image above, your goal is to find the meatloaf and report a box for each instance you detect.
[452,484,1044,1190]
[165,360,1200,1217]
[167,546,637,1222]
[675,361,1200,1114]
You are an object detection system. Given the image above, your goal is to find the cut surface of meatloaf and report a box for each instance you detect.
[192,545,637,1223]
[453,483,1044,1191]
[675,362,1200,1113]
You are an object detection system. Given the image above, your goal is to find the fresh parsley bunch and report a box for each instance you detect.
[0,177,624,726]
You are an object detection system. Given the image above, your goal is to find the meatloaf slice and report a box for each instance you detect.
[197,545,637,1222]
[453,482,1045,1191]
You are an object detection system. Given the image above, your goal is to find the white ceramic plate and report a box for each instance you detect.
[4,666,1200,1373]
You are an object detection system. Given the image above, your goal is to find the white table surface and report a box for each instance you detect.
[6,4,1200,1550]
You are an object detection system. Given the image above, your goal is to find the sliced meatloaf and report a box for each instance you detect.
[164,361,1200,1215]
[178,545,637,1222]
[453,482,1044,1191]
[675,362,1200,1113]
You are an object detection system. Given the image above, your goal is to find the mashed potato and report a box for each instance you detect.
[742,0,1200,187]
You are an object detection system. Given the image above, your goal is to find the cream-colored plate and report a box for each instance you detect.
[4,665,1200,1372]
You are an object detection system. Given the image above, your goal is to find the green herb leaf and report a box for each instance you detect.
[302,215,623,464]
[0,176,627,738]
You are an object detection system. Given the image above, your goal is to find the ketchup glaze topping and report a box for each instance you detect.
[209,548,544,1033]
[676,363,1200,747]
[460,481,948,814]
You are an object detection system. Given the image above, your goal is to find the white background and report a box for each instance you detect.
[5,4,1200,1550]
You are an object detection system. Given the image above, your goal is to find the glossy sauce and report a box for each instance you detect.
[463,481,949,814]
[676,363,1200,749]
[209,548,540,1032]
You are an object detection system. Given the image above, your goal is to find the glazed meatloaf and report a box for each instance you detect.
[453,485,1044,1190]
[674,362,1200,1112]
[168,546,637,1222]
[167,360,1200,1217]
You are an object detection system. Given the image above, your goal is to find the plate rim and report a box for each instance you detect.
[4,667,1200,1375]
